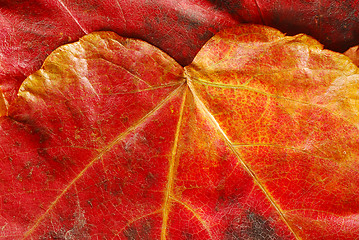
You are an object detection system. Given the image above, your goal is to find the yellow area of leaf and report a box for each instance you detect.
[345,45,359,67]
[184,24,359,239]
[0,89,7,116]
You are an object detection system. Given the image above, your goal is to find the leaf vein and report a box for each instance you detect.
[22,83,186,239]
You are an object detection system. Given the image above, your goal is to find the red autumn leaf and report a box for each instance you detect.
[1,0,359,108]
[1,24,359,239]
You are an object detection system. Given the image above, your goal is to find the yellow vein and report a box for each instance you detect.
[101,82,184,95]
[98,39,182,80]
[22,83,186,239]
[97,57,153,88]
[286,208,359,218]
[170,196,214,239]
[187,80,301,240]
[190,77,311,104]
[191,77,356,127]
[44,82,184,102]
[111,210,162,240]
[233,143,333,161]
[56,0,88,34]
[161,88,187,240]
[115,0,127,28]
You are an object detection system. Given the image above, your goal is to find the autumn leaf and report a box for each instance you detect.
[1,0,359,108]
[1,24,359,239]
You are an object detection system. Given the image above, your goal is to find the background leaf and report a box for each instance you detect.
[1,0,359,107]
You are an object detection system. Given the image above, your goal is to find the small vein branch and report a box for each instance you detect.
[191,77,355,127]
[56,0,88,34]
[170,196,214,239]
[254,0,265,24]
[112,210,162,239]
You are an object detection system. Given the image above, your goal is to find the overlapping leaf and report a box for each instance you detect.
[1,24,359,239]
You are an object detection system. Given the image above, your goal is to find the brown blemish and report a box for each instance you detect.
[123,219,153,240]
[224,210,281,240]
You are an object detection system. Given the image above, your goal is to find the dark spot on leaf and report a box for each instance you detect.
[145,172,156,187]
[124,226,138,240]
[182,231,194,240]
[37,148,49,157]
[224,210,282,240]
[123,219,153,240]
[36,129,50,144]
[121,115,129,123]
[198,30,215,42]
[215,189,242,212]
[208,0,243,14]
[224,216,244,240]
[9,114,51,144]
[64,100,87,127]
[298,0,315,5]
[244,210,281,240]
[87,200,93,208]
[177,13,202,31]
[109,176,123,196]
[41,228,66,239]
